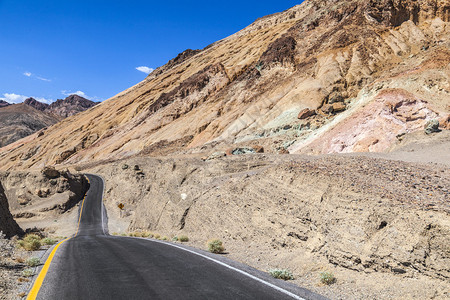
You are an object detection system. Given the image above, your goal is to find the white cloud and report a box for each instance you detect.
[37,76,51,82]
[136,66,154,74]
[23,71,51,82]
[0,93,53,104]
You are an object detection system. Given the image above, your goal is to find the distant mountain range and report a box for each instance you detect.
[0,95,97,147]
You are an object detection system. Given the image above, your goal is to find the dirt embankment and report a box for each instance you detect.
[89,154,449,299]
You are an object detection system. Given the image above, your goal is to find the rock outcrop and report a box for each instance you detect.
[0,100,10,108]
[0,181,23,238]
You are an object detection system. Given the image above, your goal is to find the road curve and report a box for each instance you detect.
[30,174,327,300]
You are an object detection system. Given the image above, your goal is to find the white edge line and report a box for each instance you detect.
[132,237,305,300]
[98,175,106,236]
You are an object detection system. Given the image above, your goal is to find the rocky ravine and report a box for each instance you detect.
[0,0,448,170]
[87,153,449,300]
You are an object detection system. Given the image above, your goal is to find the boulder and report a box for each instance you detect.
[251,145,265,153]
[231,147,256,155]
[206,151,227,160]
[42,166,60,179]
[17,194,30,206]
[297,108,316,119]
[321,104,334,114]
[425,119,440,134]
[0,182,23,238]
[278,148,290,154]
[328,92,344,104]
[439,115,450,130]
[332,102,346,112]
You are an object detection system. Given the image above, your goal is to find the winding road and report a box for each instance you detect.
[28,174,326,300]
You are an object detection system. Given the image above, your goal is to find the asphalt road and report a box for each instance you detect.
[33,174,327,300]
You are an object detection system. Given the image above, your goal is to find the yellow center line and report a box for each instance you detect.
[26,177,90,300]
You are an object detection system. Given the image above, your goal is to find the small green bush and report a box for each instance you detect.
[26,257,41,267]
[172,236,178,241]
[41,238,56,246]
[21,269,34,277]
[207,239,225,254]
[178,235,189,242]
[23,234,40,243]
[269,269,294,280]
[320,272,336,285]
[17,234,41,251]
[162,236,168,241]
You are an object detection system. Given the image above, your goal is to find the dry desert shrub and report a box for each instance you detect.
[320,271,336,285]
[207,239,225,254]
[269,269,294,280]
[17,234,41,251]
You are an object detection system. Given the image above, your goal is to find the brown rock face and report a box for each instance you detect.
[0,100,10,108]
[0,0,449,169]
[297,108,316,119]
[47,95,97,118]
[24,98,49,111]
[0,181,23,238]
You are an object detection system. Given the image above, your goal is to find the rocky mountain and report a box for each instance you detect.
[24,95,97,118]
[47,94,98,118]
[0,0,449,170]
[0,104,60,148]
[24,97,50,111]
[0,100,10,108]
[0,95,98,148]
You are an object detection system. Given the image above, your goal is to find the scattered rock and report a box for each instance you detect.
[231,147,256,155]
[424,119,441,134]
[278,148,290,154]
[206,152,227,160]
[328,92,344,104]
[439,115,450,130]
[36,188,50,198]
[297,108,316,119]
[251,145,265,153]
[321,104,334,114]
[41,167,60,179]
[122,164,129,170]
[332,102,346,112]
[17,194,30,206]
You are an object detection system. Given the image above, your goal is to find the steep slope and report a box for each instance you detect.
[0,104,60,148]
[0,0,449,170]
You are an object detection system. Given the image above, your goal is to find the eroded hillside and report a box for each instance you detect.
[0,0,449,170]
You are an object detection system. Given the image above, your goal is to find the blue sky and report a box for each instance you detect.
[0,1,301,103]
